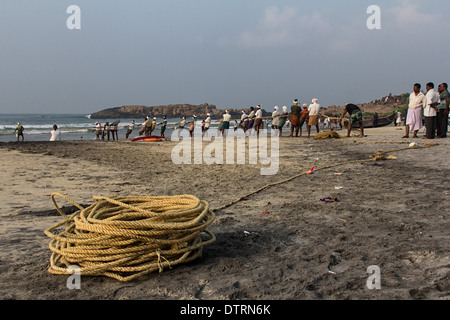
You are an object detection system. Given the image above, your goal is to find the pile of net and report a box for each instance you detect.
[313,130,342,140]
[44,193,216,282]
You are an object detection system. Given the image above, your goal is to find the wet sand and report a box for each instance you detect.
[0,126,449,300]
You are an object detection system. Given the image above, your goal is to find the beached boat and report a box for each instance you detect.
[344,113,396,129]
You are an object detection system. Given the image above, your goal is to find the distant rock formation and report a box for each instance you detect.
[90,103,272,120]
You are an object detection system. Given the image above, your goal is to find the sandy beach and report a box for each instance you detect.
[0,125,449,301]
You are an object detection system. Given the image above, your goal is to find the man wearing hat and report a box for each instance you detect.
[289,99,302,137]
[307,98,321,138]
[254,105,263,136]
[203,113,211,136]
[125,120,135,139]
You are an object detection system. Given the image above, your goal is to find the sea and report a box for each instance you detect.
[0,114,229,143]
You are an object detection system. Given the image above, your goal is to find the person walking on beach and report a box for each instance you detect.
[289,99,301,137]
[403,83,426,139]
[49,125,61,141]
[437,83,450,138]
[341,103,364,137]
[307,99,321,138]
[424,82,440,139]
[14,123,24,142]
[125,120,135,139]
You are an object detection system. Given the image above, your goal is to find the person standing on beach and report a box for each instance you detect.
[160,116,167,138]
[437,83,450,138]
[150,117,157,136]
[424,82,440,139]
[299,104,309,137]
[222,110,232,136]
[14,123,24,142]
[307,99,321,138]
[189,115,196,137]
[341,103,364,137]
[111,122,119,141]
[373,112,379,128]
[254,105,263,136]
[403,83,426,139]
[95,122,102,140]
[125,120,135,139]
[248,107,255,131]
[49,125,61,141]
[277,106,288,137]
[271,106,279,130]
[289,99,301,137]
[203,113,211,136]
[102,122,111,141]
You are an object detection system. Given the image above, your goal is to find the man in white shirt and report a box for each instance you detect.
[254,105,263,136]
[203,113,211,137]
[424,82,440,139]
[307,98,321,138]
[403,83,426,139]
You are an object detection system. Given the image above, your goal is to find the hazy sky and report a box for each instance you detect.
[1,0,449,114]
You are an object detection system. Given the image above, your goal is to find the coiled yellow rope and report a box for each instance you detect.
[44,193,216,282]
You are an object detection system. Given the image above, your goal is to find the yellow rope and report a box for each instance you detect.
[213,139,439,212]
[44,193,216,282]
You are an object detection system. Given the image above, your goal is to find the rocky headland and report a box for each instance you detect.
[90,93,409,120]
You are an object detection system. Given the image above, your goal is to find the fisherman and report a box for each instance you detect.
[241,110,249,132]
[289,99,301,137]
[307,99,321,138]
[14,123,24,142]
[125,120,135,139]
[103,122,111,141]
[341,103,365,138]
[189,115,196,137]
[160,116,167,138]
[150,117,157,136]
[111,121,119,141]
[272,106,279,130]
[254,105,263,136]
[278,106,288,137]
[299,103,309,137]
[248,107,255,131]
[95,122,102,140]
[203,113,211,136]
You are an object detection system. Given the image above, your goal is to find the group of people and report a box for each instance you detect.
[402,82,449,139]
[94,121,120,141]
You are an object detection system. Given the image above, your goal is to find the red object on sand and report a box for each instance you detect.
[306,167,315,175]
[131,136,165,142]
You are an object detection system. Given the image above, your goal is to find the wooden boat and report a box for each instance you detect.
[343,113,396,129]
